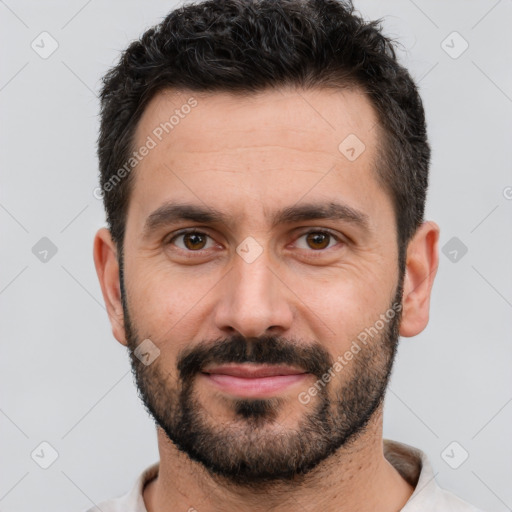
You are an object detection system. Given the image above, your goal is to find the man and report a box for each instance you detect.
[91,0,483,510]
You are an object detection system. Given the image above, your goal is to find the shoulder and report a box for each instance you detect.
[383,439,486,512]
[81,462,159,512]
[433,487,486,512]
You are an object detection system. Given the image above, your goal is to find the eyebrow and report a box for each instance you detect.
[142,200,371,239]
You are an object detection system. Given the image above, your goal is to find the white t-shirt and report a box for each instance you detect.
[85,439,485,511]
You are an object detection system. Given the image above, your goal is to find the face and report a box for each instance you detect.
[118,86,404,484]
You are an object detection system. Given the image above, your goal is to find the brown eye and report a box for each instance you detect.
[168,230,214,251]
[295,230,341,251]
[305,232,331,250]
[182,232,207,250]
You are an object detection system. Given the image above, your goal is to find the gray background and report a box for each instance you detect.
[1,0,511,510]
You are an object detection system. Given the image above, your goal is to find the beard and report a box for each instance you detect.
[120,264,404,487]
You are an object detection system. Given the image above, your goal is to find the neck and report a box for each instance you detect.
[143,406,414,512]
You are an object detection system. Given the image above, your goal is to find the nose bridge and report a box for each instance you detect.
[214,241,293,336]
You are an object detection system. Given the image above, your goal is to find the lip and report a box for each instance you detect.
[201,364,309,398]
[202,363,306,378]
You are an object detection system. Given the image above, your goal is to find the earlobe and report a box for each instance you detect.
[93,227,127,345]
[399,221,440,338]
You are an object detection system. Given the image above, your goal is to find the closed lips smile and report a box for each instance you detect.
[200,364,309,398]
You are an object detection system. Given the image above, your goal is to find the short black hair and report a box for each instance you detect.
[97,0,430,273]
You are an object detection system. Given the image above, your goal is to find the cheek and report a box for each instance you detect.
[125,266,221,363]
[297,271,394,352]
[307,263,389,307]
[128,262,210,324]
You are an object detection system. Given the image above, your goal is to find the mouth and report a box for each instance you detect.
[200,363,309,398]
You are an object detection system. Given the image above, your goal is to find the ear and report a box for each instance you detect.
[93,227,127,346]
[399,221,440,338]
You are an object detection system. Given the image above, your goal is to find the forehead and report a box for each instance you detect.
[136,86,378,155]
[126,86,391,236]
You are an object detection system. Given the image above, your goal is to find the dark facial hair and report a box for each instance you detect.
[120,254,404,487]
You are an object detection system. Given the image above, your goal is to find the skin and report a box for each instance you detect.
[94,86,439,511]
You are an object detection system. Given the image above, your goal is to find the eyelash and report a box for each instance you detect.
[166,228,345,257]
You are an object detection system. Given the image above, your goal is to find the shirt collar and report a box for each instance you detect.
[123,439,471,511]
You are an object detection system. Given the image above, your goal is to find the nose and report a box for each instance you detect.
[213,248,294,339]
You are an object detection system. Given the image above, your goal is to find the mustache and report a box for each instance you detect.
[177,334,334,382]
